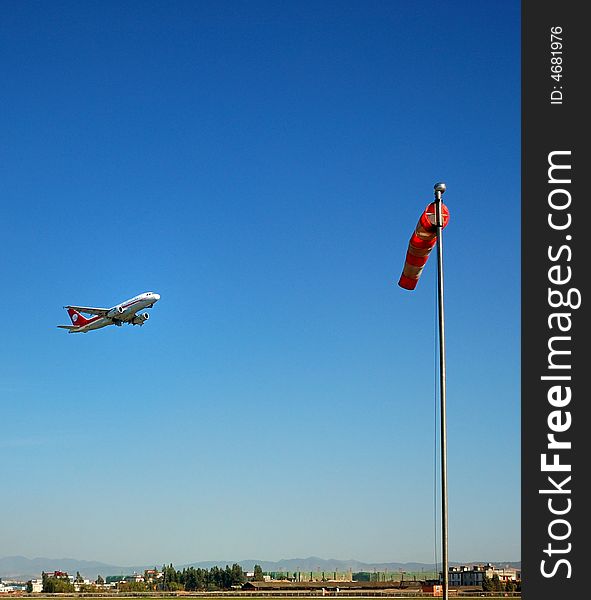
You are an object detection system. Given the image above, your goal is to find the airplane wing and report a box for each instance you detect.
[64,305,110,316]
[57,325,78,330]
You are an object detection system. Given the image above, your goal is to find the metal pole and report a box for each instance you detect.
[433,181,449,600]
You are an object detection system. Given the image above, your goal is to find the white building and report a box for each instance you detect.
[0,581,27,594]
[74,579,92,591]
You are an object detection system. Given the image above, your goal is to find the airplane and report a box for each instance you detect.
[58,291,160,333]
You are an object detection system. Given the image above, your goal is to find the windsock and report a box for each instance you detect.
[398,201,449,290]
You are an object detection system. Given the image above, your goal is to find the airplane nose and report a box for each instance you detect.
[153,293,161,302]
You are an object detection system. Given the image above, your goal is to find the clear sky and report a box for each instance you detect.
[1,0,520,566]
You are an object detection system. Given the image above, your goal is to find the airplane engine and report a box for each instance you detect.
[107,305,124,319]
[131,312,149,325]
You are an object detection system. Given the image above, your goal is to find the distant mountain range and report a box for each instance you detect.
[0,555,521,582]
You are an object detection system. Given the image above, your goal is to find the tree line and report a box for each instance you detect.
[111,563,258,592]
[155,563,247,591]
[482,573,520,592]
[39,564,254,593]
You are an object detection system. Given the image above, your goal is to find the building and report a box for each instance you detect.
[43,571,69,579]
[74,578,93,592]
[144,570,163,583]
[448,564,521,587]
[242,580,420,593]
[0,580,27,594]
[421,583,443,597]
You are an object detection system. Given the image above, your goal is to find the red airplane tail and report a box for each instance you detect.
[67,308,90,326]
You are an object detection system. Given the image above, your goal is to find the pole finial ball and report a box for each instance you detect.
[434,182,447,193]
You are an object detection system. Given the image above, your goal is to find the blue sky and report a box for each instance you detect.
[0,0,520,566]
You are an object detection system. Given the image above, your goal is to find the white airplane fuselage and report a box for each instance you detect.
[60,292,160,333]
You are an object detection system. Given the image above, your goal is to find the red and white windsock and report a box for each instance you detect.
[398,201,450,290]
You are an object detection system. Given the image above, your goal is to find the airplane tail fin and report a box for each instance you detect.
[66,307,89,326]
